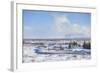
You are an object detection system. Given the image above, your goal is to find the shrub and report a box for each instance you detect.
[83,42,91,49]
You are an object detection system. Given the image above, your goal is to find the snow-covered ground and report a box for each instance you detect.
[22,39,91,63]
[22,45,91,63]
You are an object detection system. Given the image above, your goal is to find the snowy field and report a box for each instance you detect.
[22,39,91,63]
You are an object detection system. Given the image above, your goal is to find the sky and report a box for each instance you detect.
[23,10,91,39]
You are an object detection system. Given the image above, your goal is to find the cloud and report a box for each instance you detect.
[24,14,91,39]
[53,15,70,32]
[53,15,91,38]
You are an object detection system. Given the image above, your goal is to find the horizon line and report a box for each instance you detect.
[23,38,91,40]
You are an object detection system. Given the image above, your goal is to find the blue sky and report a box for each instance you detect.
[23,10,91,39]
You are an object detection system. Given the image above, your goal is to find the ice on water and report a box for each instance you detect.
[22,39,91,63]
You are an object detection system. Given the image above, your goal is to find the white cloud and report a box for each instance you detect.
[53,15,70,33]
[24,14,91,39]
[53,15,91,38]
